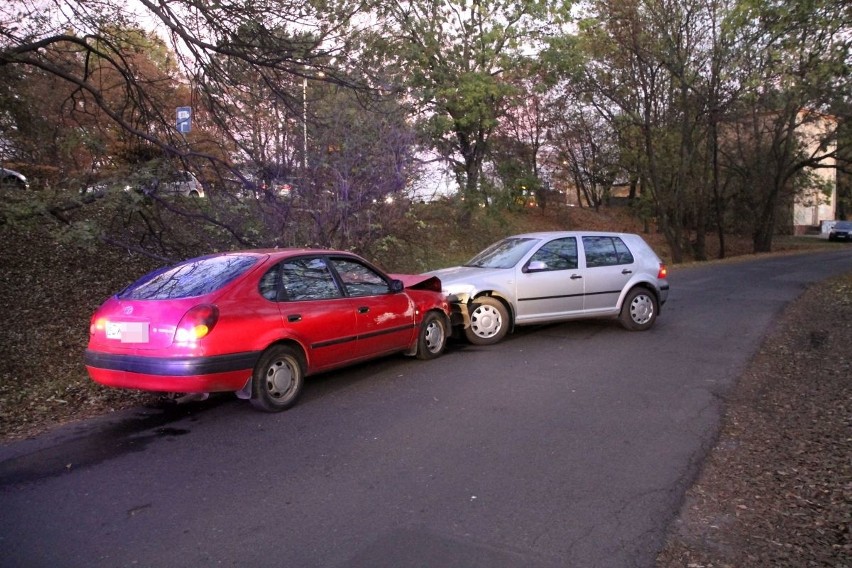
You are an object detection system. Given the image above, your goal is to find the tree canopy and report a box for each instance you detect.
[1,0,849,260]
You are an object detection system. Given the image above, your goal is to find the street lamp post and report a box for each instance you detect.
[301,71,325,171]
[302,76,308,170]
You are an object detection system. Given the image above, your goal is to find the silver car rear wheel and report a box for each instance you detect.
[464,297,509,345]
[620,288,658,331]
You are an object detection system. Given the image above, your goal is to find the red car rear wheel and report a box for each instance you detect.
[250,345,305,412]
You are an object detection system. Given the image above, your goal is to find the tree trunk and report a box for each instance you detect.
[752,200,776,253]
[659,211,684,263]
[694,204,707,261]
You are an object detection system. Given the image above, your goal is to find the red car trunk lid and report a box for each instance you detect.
[89,297,203,350]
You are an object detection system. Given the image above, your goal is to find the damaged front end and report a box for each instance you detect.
[389,273,444,292]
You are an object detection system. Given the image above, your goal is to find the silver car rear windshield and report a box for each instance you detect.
[119,255,259,300]
[465,237,539,269]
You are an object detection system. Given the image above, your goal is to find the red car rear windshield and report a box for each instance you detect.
[119,255,259,300]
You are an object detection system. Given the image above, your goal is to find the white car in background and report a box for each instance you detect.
[84,169,205,198]
[426,231,670,344]
[1,167,29,190]
[149,171,205,197]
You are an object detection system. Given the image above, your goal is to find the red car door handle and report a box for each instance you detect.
[287,314,302,322]
[358,306,369,314]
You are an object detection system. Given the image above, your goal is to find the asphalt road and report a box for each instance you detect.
[2,248,851,568]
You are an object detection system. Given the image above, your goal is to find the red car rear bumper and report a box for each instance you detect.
[85,349,257,393]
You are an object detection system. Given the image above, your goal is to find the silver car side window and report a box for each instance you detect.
[612,238,635,264]
[528,237,578,271]
[583,236,634,267]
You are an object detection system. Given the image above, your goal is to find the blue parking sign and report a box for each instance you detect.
[176,106,192,133]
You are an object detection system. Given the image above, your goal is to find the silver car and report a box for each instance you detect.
[426,231,670,344]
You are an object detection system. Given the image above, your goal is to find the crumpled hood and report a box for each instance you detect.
[388,273,442,291]
[423,265,507,286]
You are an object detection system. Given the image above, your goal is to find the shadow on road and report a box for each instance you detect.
[0,396,230,486]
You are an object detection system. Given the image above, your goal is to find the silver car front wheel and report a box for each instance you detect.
[464,297,509,345]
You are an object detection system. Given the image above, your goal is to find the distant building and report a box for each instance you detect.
[792,111,838,234]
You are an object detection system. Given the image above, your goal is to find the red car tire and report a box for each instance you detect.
[250,345,306,412]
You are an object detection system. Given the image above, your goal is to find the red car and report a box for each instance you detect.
[85,250,450,412]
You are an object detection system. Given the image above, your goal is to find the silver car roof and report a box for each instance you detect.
[507,230,640,239]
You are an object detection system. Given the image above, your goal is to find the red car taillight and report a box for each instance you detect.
[90,315,105,335]
[657,263,668,279]
[175,304,219,343]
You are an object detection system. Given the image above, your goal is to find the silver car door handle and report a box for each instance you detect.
[622,269,633,274]
[570,274,583,280]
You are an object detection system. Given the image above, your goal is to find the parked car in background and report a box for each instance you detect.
[83,178,131,195]
[1,167,29,190]
[142,170,205,197]
[827,220,852,242]
[85,249,450,411]
[425,231,670,345]
[268,178,295,198]
[229,175,297,200]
